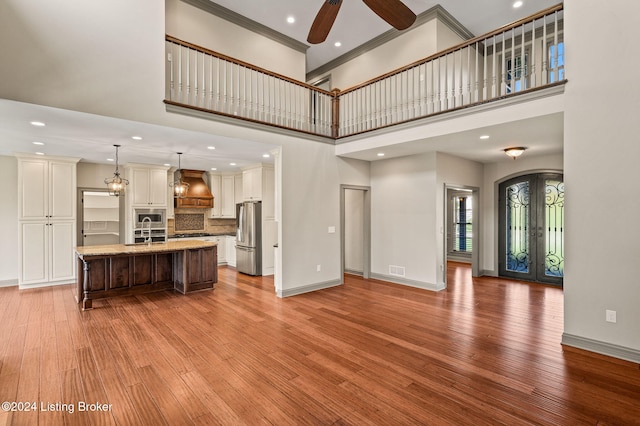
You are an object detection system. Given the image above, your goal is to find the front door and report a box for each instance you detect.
[498,173,564,285]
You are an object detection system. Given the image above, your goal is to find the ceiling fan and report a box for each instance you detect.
[307,0,417,44]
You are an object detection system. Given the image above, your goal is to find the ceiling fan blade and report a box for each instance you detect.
[307,0,343,44]
[362,0,416,31]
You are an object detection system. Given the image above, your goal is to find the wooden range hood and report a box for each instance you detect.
[174,169,214,209]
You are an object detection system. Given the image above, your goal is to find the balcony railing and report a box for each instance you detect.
[165,36,335,137]
[165,4,564,140]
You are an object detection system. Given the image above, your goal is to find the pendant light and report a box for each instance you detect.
[104,144,129,196]
[170,152,190,198]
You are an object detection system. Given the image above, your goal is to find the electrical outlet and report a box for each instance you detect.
[605,310,617,323]
[316,264,321,272]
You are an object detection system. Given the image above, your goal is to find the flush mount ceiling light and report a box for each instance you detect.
[30,121,45,127]
[170,152,190,198]
[513,1,523,8]
[104,144,129,196]
[504,147,526,159]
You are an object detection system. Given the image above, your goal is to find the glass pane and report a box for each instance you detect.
[506,182,530,273]
[453,196,472,253]
[545,179,565,277]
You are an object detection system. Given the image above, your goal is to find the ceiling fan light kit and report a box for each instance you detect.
[307,0,417,44]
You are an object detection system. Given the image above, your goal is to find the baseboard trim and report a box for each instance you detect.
[19,280,75,290]
[279,279,342,298]
[562,333,640,363]
[370,273,445,292]
[480,269,498,277]
[0,279,18,288]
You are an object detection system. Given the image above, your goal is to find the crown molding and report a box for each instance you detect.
[181,0,309,54]
[306,5,474,82]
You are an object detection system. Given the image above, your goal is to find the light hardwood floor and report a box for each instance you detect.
[1,263,639,425]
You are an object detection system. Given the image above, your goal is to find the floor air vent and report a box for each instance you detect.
[389,265,406,277]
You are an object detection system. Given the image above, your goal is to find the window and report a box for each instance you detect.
[453,196,473,253]
[506,53,528,93]
[549,42,565,83]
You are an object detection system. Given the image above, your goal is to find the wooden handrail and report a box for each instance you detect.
[165,35,334,97]
[339,3,564,95]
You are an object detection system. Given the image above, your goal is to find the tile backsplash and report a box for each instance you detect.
[174,213,205,231]
[169,211,235,235]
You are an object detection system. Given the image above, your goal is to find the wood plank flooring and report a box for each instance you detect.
[1,262,639,425]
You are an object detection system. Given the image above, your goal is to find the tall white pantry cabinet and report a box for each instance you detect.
[17,154,80,288]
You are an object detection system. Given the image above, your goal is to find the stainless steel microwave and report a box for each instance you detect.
[134,208,166,229]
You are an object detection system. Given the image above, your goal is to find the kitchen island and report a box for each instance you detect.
[75,240,217,310]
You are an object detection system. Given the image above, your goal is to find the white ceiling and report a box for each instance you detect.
[0,0,562,171]
[210,0,560,72]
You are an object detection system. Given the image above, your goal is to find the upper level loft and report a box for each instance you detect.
[164,4,564,141]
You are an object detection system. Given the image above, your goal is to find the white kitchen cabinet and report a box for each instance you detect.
[242,166,262,201]
[234,174,243,206]
[226,236,236,267]
[216,236,226,264]
[18,157,77,221]
[220,175,235,218]
[16,154,79,287]
[208,173,240,219]
[242,165,274,220]
[128,165,169,207]
[20,221,76,285]
[208,173,221,218]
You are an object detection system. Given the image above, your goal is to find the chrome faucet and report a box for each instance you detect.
[142,216,152,243]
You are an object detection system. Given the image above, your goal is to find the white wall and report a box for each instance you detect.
[165,0,306,81]
[320,18,464,90]
[0,0,306,129]
[0,0,166,123]
[0,156,18,284]
[436,152,484,284]
[279,140,343,295]
[481,153,563,275]
[563,0,640,359]
[370,153,439,288]
[78,163,122,189]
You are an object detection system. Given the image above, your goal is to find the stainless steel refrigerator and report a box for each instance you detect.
[236,201,262,275]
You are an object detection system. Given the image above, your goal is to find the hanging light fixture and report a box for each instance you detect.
[170,152,190,198]
[503,147,526,159]
[104,144,129,196]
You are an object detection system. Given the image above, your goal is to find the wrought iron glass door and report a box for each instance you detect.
[498,173,564,285]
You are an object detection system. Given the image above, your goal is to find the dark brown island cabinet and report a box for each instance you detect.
[74,240,217,310]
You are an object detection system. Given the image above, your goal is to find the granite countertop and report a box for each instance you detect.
[75,239,216,257]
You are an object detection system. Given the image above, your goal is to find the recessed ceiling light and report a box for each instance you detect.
[131,136,142,140]
[229,162,237,166]
[211,167,217,171]
[207,146,216,150]
[163,163,171,167]
[32,141,45,145]
[107,158,114,162]
[377,152,385,157]
[480,135,490,140]
[35,152,45,156]
[30,121,45,127]
[262,154,270,158]
[286,16,295,24]
[513,1,523,8]
[334,42,342,47]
